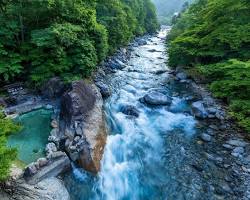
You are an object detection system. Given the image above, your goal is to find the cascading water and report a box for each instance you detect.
[63,28,228,200]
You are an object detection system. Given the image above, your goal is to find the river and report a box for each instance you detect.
[63,28,243,200]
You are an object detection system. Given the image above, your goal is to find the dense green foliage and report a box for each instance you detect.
[97,0,158,53]
[0,111,21,181]
[168,0,250,132]
[0,0,158,86]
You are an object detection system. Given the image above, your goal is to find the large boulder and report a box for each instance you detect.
[41,77,65,99]
[60,81,107,174]
[141,91,172,106]
[191,101,208,119]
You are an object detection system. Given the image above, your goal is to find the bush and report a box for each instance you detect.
[0,111,21,182]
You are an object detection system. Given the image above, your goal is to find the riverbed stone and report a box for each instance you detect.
[45,143,57,155]
[51,120,58,128]
[223,144,234,150]
[191,101,208,119]
[200,133,212,142]
[37,158,48,168]
[227,139,247,147]
[120,105,140,117]
[233,147,244,154]
[142,91,172,106]
[176,72,187,80]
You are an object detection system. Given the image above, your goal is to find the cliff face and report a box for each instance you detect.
[60,80,107,173]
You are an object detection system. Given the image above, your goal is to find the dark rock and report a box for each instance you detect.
[154,70,167,75]
[0,97,7,107]
[191,163,203,172]
[142,91,172,106]
[191,101,208,119]
[41,77,65,99]
[24,163,38,177]
[61,80,96,125]
[207,107,218,115]
[106,59,127,70]
[120,105,140,117]
[95,81,111,98]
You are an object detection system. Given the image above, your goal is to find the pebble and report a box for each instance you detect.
[233,147,244,154]
[200,133,212,142]
[209,124,219,130]
[227,139,247,147]
[223,144,234,150]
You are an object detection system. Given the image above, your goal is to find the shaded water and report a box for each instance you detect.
[8,109,52,164]
[64,29,229,200]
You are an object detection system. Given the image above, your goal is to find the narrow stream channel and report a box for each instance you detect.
[63,28,235,200]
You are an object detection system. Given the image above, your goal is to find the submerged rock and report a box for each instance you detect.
[141,91,172,106]
[191,101,208,119]
[120,105,140,117]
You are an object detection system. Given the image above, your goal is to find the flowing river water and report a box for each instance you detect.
[63,28,242,200]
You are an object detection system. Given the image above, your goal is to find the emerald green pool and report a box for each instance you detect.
[8,109,52,164]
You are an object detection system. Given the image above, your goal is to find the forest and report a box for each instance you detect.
[168,0,250,132]
[0,0,158,86]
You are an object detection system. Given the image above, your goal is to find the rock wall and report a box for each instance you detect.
[60,80,107,173]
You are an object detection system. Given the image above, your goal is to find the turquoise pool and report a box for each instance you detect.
[8,109,52,164]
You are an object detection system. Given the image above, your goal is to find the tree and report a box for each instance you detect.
[0,111,21,181]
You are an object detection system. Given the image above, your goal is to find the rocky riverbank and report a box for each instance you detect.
[168,66,250,199]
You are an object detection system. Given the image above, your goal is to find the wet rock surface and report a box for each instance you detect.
[1,177,70,200]
[141,91,172,106]
[60,81,107,173]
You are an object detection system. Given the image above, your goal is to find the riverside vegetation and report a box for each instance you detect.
[0,0,158,182]
[168,0,250,133]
